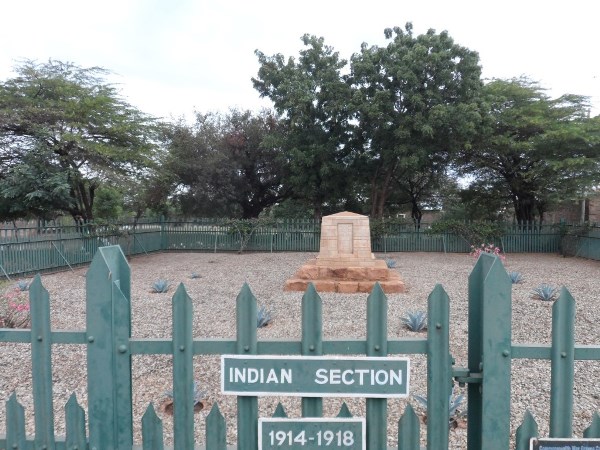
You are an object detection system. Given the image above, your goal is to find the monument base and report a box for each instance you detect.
[284,258,405,294]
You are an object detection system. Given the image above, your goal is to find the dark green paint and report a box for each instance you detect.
[29,274,55,449]
[142,403,164,450]
[301,283,323,417]
[550,288,575,438]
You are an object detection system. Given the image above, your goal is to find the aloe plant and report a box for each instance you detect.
[257,305,273,328]
[508,271,524,284]
[531,283,558,301]
[151,279,170,293]
[401,310,427,332]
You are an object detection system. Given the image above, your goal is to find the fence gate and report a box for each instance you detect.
[1,246,600,449]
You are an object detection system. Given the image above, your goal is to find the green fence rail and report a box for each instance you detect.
[1,247,599,449]
[0,220,598,278]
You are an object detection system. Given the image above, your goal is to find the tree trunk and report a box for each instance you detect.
[370,165,395,219]
[411,199,423,230]
[513,193,536,227]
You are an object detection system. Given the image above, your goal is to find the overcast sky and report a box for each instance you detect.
[1,0,599,121]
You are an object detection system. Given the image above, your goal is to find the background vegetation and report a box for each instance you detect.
[1,24,599,227]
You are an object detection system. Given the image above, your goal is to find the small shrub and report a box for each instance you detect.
[401,310,427,332]
[151,280,170,293]
[0,288,30,328]
[413,385,466,428]
[257,305,273,328]
[470,243,505,262]
[508,271,524,284]
[189,272,202,279]
[16,280,30,291]
[163,380,206,413]
[531,283,559,301]
[385,258,397,269]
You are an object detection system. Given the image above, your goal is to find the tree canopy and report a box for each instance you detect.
[253,35,354,219]
[459,77,600,223]
[0,60,159,222]
[164,109,287,218]
[1,34,598,225]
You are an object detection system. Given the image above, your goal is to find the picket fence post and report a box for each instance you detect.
[86,245,133,449]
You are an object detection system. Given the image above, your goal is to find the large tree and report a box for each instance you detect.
[165,109,287,218]
[348,24,483,222]
[0,60,158,222]
[253,35,354,219]
[460,77,600,224]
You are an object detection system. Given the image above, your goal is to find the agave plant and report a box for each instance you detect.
[508,271,524,284]
[385,258,397,269]
[16,280,30,291]
[163,380,206,412]
[257,305,273,328]
[531,283,559,301]
[413,385,466,428]
[151,279,170,293]
[401,310,427,332]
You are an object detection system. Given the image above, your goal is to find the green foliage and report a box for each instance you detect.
[0,59,159,221]
[370,217,411,240]
[254,35,354,219]
[427,219,505,246]
[349,24,482,220]
[257,305,273,328]
[459,77,600,223]
[508,272,524,284]
[164,110,287,219]
[151,279,170,293]
[401,310,427,332]
[531,283,559,301]
[92,187,124,221]
[226,217,276,253]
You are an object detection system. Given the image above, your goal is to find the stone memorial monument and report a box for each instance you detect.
[284,211,405,293]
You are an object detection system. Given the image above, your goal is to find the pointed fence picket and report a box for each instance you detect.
[1,245,600,450]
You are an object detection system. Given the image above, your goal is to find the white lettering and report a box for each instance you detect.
[248,368,259,383]
[342,370,354,385]
[330,369,341,384]
[355,369,368,385]
[281,368,292,384]
[234,367,245,383]
[375,370,388,385]
[315,369,328,384]
[266,369,278,383]
[389,370,402,386]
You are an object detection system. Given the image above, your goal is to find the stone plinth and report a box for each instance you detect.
[284,212,405,294]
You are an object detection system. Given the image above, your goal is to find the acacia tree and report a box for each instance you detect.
[349,24,483,222]
[165,109,287,218]
[0,60,158,222]
[253,35,354,219]
[460,77,600,224]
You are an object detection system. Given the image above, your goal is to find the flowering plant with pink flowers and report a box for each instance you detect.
[0,287,30,328]
[469,243,506,262]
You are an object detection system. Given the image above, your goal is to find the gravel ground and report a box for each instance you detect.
[1,251,599,448]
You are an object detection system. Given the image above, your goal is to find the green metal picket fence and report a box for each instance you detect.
[1,246,600,449]
[1,219,599,279]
